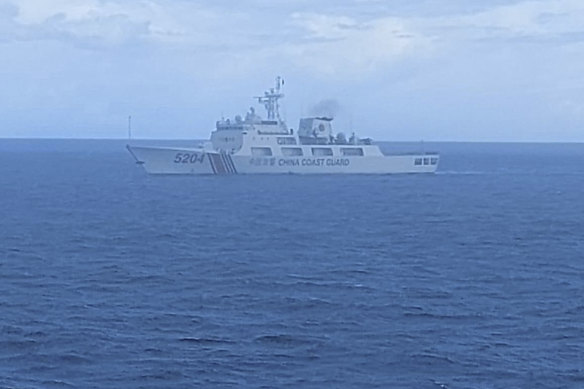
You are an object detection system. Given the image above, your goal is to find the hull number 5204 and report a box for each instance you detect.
[174,153,205,164]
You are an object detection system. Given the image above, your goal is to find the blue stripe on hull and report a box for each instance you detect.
[206,152,237,175]
[226,154,237,174]
[220,153,230,174]
[207,154,217,174]
[221,153,238,174]
[210,154,227,174]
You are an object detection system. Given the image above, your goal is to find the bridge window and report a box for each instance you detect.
[282,147,303,156]
[423,158,430,165]
[341,147,364,156]
[431,157,438,165]
[414,158,422,166]
[312,147,333,156]
[277,137,297,145]
[251,147,273,157]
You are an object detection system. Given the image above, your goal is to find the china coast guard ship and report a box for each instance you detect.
[127,78,439,174]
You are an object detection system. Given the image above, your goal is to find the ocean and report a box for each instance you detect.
[1,139,583,388]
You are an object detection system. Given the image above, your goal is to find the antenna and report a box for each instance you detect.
[128,115,132,140]
[254,76,285,121]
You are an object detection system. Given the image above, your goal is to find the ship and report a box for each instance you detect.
[127,77,439,175]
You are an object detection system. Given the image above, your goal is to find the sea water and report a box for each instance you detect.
[1,140,583,388]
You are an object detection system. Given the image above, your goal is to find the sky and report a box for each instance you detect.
[1,0,583,141]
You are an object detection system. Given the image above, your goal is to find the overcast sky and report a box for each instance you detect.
[1,0,583,141]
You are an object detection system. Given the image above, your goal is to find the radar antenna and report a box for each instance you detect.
[255,76,284,122]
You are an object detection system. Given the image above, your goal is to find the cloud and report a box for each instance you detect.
[283,13,431,77]
[290,13,361,41]
[2,0,584,140]
[3,0,584,49]
[0,0,151,46]
[4,0,582,75]
[418,0,584,42]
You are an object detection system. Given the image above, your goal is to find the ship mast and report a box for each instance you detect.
[255,76,284,122]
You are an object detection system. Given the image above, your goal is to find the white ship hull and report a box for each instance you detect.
[127,145,438,175]
[126,78,440,175]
